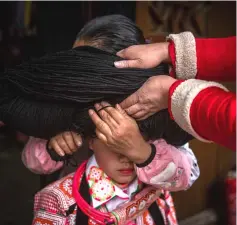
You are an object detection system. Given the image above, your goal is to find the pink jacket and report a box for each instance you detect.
[22,138,199,191]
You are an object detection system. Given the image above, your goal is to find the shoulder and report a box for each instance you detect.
[34,173,76,214]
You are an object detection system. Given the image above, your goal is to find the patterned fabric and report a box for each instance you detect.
[22,137,63,174]
[33,160,178,225]
[23,137,199,192]
[86,156,140,211]
[136,140,200,191]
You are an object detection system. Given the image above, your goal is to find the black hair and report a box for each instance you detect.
[76,14,145,54]
[0,45,193,146]
[0,15,193,146]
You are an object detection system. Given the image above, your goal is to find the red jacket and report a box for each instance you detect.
[167,32,236,151]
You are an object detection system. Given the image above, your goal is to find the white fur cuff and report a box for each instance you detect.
[167,32,197,80]
[171,79,228,142]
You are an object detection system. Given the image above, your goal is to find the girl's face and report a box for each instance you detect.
[89,138,136,186]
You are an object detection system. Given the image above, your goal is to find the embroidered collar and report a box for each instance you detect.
[73,160,162,225]
[85,155,139,209]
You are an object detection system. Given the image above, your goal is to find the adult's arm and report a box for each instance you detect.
[168,32,236,82]
[169,79,236,151]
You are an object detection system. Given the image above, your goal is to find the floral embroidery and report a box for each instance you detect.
[62,179,73,195]
[58,175,74,198]
[90,178,115,201]
[87,166,103,182]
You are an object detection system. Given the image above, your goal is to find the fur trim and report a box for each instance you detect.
[167,32,197,79]
[171,79,228,142]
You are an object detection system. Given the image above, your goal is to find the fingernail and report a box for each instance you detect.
[116,104,121,109]
[116,50,123,56]
[77,141,82,147]
[114,61,122,68]
[101,101,109,106]
[88,109,94,115]
[60,152,65,157]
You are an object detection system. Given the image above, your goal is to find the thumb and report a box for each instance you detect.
[114,59,141,69]
[120,92,139,110]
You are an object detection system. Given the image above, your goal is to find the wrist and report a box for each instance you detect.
[160,76,177,109]
[129,142,152,164]
[136,143,156,167]
[161,42,170,64]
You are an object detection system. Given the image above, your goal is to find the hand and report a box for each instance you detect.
[120,75,176,120]
[114,42,170,69]
[88,102,151,164]
[48,131,82,156]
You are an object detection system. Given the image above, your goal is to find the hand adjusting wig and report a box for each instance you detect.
[0,15,193,146]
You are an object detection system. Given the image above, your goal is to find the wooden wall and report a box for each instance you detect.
[136,1,236,221]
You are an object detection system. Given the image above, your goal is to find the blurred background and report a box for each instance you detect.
[0,1,235,225]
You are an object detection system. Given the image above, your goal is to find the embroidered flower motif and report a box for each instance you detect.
[138,199,147,211]
[90,178,115,201]
[126,204,137,218]
[62,178,72,195]
[88,166,103,182]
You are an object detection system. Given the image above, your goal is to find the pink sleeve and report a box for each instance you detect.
[135,139,199,192]
[22,137,64,174]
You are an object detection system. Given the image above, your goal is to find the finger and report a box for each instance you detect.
[120,92,139,110]
[97,110,118,130]
[137,113,155,121]
[57,136,73,155]
[123,103,143,116]
[94,102,103,111]
[116,47,136,59]
[50,140,65,157]
[132,110,147,120]
[88,109,112,136]
[114,60,141,69]
[115,104,127,116]
[71,132,82,148]
[100,102,124,124]
[63,132,78,152]
[95,128,107,143]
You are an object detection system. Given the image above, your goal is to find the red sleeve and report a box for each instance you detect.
[196,36,236,82]
[168,80,236,151]
[168,36,236,82]
[190,87,236,150]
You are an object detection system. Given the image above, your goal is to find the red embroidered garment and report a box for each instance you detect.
[33,158,178,225]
